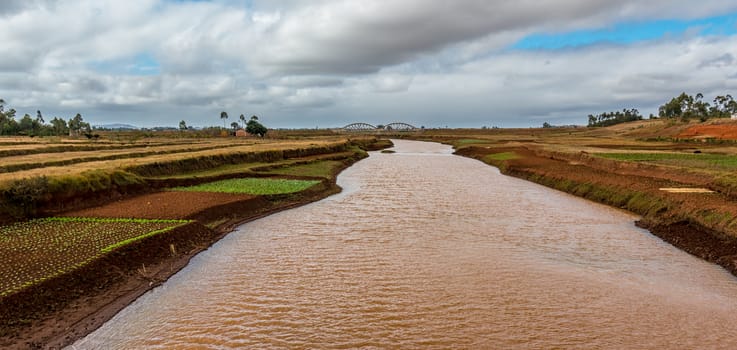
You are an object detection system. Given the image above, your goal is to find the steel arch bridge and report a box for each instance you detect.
[340,122,419,132]
[343,122,377,131]
[384,122,417,131]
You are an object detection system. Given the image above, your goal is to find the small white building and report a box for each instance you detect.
[732,113,737,120]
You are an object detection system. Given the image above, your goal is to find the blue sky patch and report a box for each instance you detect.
[90,53,161,76]
[512,13,737,50]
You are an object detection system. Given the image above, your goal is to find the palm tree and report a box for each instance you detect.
[220,111,228,128]
[239,114,246,128]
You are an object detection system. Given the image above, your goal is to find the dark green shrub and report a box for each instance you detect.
[0,176,50,218]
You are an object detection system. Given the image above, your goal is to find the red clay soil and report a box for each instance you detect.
[678,123,737,139]
[62,191,257,219]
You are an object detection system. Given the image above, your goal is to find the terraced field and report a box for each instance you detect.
[0,137,350,181]
[0,134,376,302]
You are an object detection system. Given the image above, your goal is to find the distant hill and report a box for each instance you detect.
[95,123,139,130]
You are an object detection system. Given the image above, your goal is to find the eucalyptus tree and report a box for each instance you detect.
[220,111,228,128]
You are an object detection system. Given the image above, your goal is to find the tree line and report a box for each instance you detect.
[587,108,643,127]
[0,98,269,138]
[588,92,737,127]
[657,93,737,121]
[0,99,91,137]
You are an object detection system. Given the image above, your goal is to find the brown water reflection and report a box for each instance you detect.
[72,140,737,349]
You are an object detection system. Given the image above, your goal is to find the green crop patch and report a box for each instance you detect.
[596,152,737,171]
[455,139,490,146]
[483,152,519,161]
[171,178,321,195]
[0,217,190,297]
[261,161,343,179]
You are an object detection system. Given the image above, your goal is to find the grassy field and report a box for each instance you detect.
[595,152,737,171]
[482,152,519,162]
[171,178,321,195]
[259,160,345,179]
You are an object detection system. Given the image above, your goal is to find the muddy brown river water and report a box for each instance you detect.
[71,140,737,349]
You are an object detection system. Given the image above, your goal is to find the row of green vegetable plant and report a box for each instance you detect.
[0,217,190,297]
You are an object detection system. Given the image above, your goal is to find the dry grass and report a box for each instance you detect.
[0,143,240,167]
[0,137,350,183]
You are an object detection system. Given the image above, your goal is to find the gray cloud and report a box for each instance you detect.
[252,0,737,75]
[1,0,737,128]
[0,0,55,16]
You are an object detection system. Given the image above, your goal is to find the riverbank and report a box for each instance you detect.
[0,138,391,349]
[448,140,737,278]
[399,120,737,277]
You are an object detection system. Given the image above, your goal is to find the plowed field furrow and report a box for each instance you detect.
[0,141,212,158]
[0,144,245,173]
[0,139,348,182]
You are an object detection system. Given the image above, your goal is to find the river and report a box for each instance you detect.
[71,140,737,349]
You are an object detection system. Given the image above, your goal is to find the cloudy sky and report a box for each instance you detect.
[2,0,737,128]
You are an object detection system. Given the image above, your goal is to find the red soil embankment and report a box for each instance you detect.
[678,123,737,140]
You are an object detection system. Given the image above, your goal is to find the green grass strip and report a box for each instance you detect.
[261,161,342,179]
[455,139,490,146]
[596,152,737,170]
[483,152,519,162]
[45,217,189,224]
[171,178,321,195]
[101,225,184,253]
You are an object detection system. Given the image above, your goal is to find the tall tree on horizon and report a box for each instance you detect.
[50,117,68,136]
[220,111,228,128]
[69,113,84,137]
